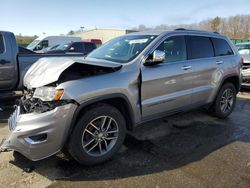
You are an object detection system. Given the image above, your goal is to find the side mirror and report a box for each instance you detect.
[69,47,75,52]
[145,50,165,66]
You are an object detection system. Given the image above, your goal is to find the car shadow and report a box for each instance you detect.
[6,93,250,182]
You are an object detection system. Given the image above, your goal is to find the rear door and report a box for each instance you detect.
[70,42,85,54]
[185,35,219,105]
[0,33,18,90]
[141,35,193,119]
[84,43,96,54]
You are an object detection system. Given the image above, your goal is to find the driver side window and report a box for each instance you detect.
[156,36,187,63]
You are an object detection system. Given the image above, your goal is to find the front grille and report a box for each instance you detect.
[243,63,250,70]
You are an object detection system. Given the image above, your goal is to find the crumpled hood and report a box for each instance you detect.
[24,57,122,89]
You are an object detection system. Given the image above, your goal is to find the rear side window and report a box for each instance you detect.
[0,34,5,54]
[71,43,84,52]
[212,38,234,56]
[187,36,214,59]
[156,36,187,63]
[84,43,96,53]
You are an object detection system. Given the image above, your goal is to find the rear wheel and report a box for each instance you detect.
[67,104,126,165]
[210,83,236,118]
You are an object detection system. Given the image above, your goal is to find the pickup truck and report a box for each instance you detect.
[0,31,84,101]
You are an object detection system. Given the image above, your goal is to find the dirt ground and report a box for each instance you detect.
[0,91,250,188]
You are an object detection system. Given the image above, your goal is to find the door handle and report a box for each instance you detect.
[181,65,192,70]
[216,60,223,65]
[0,59,9,65]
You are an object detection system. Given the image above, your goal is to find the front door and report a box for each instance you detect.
[141,35,193,119]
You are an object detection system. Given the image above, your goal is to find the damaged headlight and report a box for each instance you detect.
[33,87,64,101]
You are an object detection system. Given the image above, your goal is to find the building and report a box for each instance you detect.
[76,28,137,44]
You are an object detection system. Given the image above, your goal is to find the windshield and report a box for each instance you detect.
[27,39,40,49]
[87,35,156,63]
[54,43,71,51]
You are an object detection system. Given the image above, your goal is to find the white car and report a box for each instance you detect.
[236,42,250,87]
[27,35,81,52]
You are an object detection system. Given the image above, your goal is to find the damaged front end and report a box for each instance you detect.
[0,89,77,161]
[0,57,122,161]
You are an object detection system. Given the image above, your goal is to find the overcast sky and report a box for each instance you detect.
[1,0,249,36]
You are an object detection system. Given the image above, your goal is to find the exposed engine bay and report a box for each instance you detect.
[17,91,74,114]
[58,63,118,84]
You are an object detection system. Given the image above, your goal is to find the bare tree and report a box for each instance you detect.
[210,16,221,32]
[132,14,250,39]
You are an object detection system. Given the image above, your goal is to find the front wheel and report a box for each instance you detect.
[67,104,126,165]
[210,83,236,118]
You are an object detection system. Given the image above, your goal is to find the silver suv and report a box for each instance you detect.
[1,29,241,165]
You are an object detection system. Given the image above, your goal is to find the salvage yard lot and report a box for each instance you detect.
[0,91,250,188]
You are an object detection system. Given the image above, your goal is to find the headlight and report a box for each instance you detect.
[33,87,64,101]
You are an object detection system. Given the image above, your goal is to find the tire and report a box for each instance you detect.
[67,103,126,165]
[210,83,236,118]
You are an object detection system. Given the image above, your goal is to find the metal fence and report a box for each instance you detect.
[231,38,250,44]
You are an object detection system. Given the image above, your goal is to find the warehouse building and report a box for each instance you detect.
[76,28,137,44]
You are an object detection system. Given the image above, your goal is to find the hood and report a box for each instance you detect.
[24,57,122,89]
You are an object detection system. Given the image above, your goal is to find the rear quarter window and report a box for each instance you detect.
[187,36,214,59]
[212,38,234,56]
[0,34,5,54]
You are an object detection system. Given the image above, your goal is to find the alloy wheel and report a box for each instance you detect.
[220,88,234,113]
[81,116,119,157]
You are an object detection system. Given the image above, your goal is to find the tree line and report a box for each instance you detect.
[132,15,250,39]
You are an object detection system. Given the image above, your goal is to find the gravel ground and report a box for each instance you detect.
[0,91,250,188]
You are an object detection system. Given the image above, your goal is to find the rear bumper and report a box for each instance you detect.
[0,103,77,161]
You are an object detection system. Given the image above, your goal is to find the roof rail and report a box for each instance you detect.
[213,31,220,34]
[175,28,186,30]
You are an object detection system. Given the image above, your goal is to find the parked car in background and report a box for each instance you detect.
[82,39,102,47]
[236,42,250,53]
[236,42,250,87]
[0,29,241,165]
[36,44,60,53]
[0,31,85,100]
[26,35,81,51]
[46,41,96,55]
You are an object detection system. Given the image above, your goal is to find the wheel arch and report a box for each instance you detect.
[220,74,240,93]
[64,94,135,146]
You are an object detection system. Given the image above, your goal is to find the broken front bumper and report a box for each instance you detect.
[0,103,77,161]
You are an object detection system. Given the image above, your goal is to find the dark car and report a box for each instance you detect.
[46,41,97,55]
